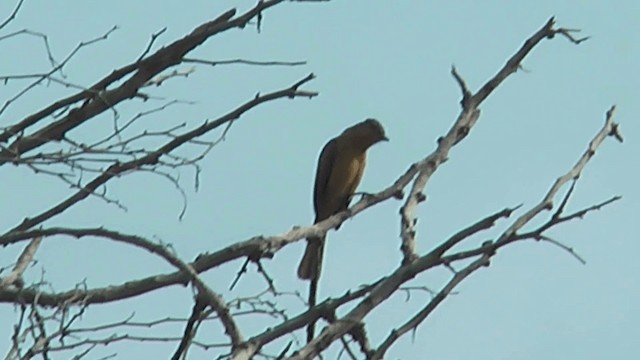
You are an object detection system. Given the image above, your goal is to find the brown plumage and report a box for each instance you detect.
[297,118,388,281]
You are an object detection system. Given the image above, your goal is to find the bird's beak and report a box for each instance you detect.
[382,136,389,142]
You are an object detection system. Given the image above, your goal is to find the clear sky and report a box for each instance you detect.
[0,1,638,359]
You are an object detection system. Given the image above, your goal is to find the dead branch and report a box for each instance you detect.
[495,106,622,247]
[287,18,619,359]
[183,58,306,67]
[398,16,589,267]
[370,255,491,360]
[0,0,25,30]
[0,236,41,288]
[0,0,289,149]
[1,2,624,358]
[0,26,119,117]
[2,73,316,234]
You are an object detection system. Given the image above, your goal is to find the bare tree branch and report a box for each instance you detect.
[370,255,491,360]
[288,18,617,359]
[0,236,41,288]
[495,106,622,247]
[0,26,119,117]
[0,0,25,30]
[0,0,289,149]
[2,73,316,234]
[398,16,589,267]
[183,58,306,67]
[1,3,624,358]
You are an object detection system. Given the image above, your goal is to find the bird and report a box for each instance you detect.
[297,118,388,281]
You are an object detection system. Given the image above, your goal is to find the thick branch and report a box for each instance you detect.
[0,214,373,306]
[231,283,379,360]
[3,74,316,233]
[398,16,583,265]
[2,228,243,348]
[0,0,287,152]
[292,69,621,359]
[370,255,491,360]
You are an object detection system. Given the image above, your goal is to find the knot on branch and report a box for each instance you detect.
[609,123,624,143]
[455,125,470,142]
[392,189,404,200]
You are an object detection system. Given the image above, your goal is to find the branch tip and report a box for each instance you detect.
[450,65,471,105]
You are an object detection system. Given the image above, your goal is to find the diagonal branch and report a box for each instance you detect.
[442,107,621,267]
[370,254,491,360]
[0,236,42,288]
[428,206,519,258]
[472,17,583,106]
[3,73,316,233]
[495,106,622,246]
[0,26,119,118]
[0,214,368,306]
[0,0,25,30]
[231,283,379,360]
[4,227,243,348]
[289,19,609,359]
[0,0,289,152]
[398,16,585,265]
[524,194,622,237]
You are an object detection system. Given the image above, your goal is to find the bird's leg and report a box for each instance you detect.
[351,191,376,202]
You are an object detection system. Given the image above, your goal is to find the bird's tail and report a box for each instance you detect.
[297,236,325,280]
[298,236,325,343]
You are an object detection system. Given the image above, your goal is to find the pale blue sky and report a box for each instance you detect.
[0,1,638,359]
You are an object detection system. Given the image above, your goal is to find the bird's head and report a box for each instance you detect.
[362,118,389,143]
[343,118,388,149]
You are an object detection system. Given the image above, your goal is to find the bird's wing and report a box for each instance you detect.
[313,138,338,222]
[340,154,365,211]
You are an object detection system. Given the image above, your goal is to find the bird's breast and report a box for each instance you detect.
[327,151,366,199]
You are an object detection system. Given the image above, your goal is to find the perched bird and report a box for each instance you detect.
[297,118,388,281]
